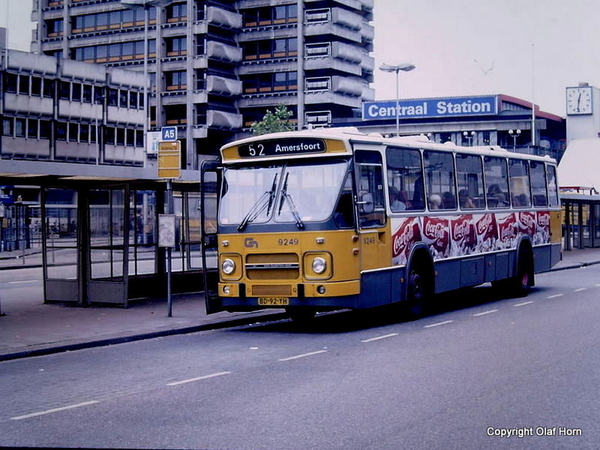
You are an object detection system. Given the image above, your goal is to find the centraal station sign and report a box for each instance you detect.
[362,96,498,121]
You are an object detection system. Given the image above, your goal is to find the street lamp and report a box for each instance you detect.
[508,129,521,150]
[463,131,475,146]
[379,63,416,137]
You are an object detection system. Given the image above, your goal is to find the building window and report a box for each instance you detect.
[56,122,67,141]
[3,118,14,136]
[31,77,42,96]
[166,37,187,57]
[69,123,78,142]
[47,19,64,37]
[19,75,30,95]
[166,71,187,90]
[59,81,70,100]
[27,119,38,139]
[5,73,18,93]
[119,90,128,108]
[15,119,26,137]
[83,84,93,103]
[72,83,82,102]
[40,120,51,140]
[167,2,187,22]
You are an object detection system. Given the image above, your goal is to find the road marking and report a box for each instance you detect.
[278,350,327,362]
[424,320,454,329]
[575,288,587,292]
[514,301,534,307]
[547,294,564,299]
[11,400,99,421]
[361,333,399,343]
[8,280,38,285]
[167,371,231,386]
[472,309,498,317]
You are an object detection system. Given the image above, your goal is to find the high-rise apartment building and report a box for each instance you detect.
[32,0,375,170]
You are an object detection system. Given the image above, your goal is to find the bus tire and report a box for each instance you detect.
[286,307,316,324]
[494,246,534,298]
[405,263,432,319]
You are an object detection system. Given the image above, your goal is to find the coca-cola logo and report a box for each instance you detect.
[452,220,470,240]
[519,212,535,229]
[500,224,517,240]
[424,221,446,240]
[392,221,420,257]
[537,212,550,227]
[476,214,493,235]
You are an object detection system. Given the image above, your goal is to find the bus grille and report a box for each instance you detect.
[246,253,299,280]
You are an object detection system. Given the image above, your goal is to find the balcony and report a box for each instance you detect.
[206,6,242,29]
[207,76,242,96]
[207,41,243,63]
[207,109,242,130]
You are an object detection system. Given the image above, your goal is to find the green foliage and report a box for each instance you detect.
[250,105,295,135]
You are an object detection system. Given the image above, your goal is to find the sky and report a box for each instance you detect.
[3,0,600,117]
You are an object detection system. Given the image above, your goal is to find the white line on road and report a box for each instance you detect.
[547,294,564,299]
[424,320,454,329]
[514,301,534,307]
[472,309,498,317]
[278,350,328,362]
[361,333,399,343]
[575,288,587,292]
[167,371,231,386]
[11,400,99,421]
[8,280,39,285]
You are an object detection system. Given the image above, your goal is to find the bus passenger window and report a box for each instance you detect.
[385,146,424,211]
[530,161,548,207]
[485,156,510,209]
[509,159,531,208]
[456,153,484,209]
[424,150,456,210]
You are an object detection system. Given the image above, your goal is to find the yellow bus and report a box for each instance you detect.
[200,128,562,321]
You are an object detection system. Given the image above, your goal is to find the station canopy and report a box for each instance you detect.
[558,139,600,194]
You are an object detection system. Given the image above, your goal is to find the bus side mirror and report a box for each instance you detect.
[357,192,374,214]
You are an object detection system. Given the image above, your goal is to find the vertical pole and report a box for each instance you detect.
[395,69,400,137]
[531,43,536,149]
[143,5,150,151]
[296,0,304,130]
[166,179,173,317]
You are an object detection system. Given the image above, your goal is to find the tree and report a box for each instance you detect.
[250,105,295,135]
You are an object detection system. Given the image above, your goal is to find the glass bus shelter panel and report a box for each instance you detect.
[87,188,128,306]
[43,188,79,303]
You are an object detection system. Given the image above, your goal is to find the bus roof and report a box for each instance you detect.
[219,128,557,164]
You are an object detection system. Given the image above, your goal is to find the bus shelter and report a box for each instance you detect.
[17,180,213,308]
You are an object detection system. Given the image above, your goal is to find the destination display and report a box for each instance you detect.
[238,138,326,158]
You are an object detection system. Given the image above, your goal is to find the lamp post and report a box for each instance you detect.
[379,63,416,137]
[463,131,475,146]
[508,129,521,150]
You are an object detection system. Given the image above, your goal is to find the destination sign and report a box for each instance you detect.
[362,96,498,121]
[238,138,326,158]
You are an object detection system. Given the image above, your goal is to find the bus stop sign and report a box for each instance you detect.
[158,141,181,179]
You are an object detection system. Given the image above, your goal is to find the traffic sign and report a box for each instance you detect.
[161,126,178,141]
[158,141,181,179]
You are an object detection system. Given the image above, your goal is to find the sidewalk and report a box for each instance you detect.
[1,248,599,362]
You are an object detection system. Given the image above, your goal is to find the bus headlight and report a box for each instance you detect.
[312,257,327,274]
[222,258,236,275]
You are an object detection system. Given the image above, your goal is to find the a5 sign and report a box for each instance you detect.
[161,126,178,141]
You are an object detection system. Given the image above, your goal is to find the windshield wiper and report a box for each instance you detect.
[237,173,278,232]
[278,172,305,229]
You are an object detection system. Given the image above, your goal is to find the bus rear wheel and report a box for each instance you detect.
[405,267,430,319]
[493,249,533,298]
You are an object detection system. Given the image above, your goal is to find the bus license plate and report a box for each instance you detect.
[258,297,289,306]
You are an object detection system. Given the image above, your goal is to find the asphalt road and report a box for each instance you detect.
[1,265,599,449]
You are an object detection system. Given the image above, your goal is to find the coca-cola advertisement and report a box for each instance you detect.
[534,211,551,245]
[475,213,498,252]
[422,216,450,259]
[391,217,421,265]
[517,211,536,237]
[496,213,518,249]
[450,215,477,256]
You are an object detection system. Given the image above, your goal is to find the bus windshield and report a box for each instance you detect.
[219,161,349,228]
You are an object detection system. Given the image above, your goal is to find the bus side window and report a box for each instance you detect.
[530,160,548,207]
[509,159,531,208]
[485,156,510,209]
[424,150,456,210]
[456,153,485,210]
[355,150,386,227]
[385,146,424,211]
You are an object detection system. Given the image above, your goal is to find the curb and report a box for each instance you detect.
[0,311,288,363]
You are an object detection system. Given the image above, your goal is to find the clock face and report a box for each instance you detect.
[566,87,593,115]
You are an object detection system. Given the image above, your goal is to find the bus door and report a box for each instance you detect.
[200,160,222,314]
[355,150,389,270]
